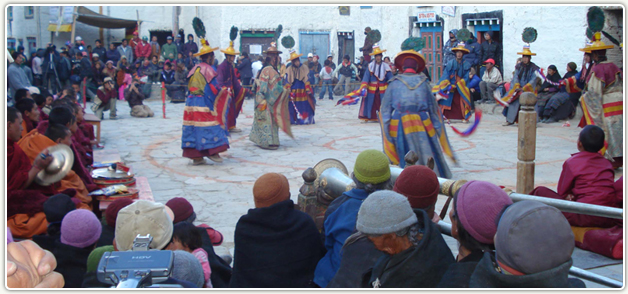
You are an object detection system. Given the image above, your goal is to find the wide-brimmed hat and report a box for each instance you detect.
[194,38,219,57]
[369,43,387,56]
[103,77,114,84]
[220,41,240,56]
[452,42,470,54]
[586,32,614,52]
[579,40,594,53]
[394,50,426,73]
[286,49,303,62]
[517,44,536,56]
[263,42,282,54]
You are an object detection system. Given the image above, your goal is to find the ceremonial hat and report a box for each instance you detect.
[516,44,536,56]
[263,42,282,54]
[587,32,614,52]
[394,37,426,73]
[452,42,470,54]
[194,38,219,57]
[579,40,594,53]
[220,26,240,56]
[286,49,303,62]
[369,43,387,56]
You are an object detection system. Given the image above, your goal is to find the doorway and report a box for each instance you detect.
[240,30,275,62]
[299,31,330,64]
[150,30,174,48]
[337,31,355,64]
[420,26,444,81]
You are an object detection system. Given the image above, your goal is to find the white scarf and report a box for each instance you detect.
[368,61,391,81]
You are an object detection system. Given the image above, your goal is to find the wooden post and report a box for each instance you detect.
[70,6,78,42]
[99,6,104,42]
[297,168,321,229]
[516,92,537,194]
[136,10,140,34]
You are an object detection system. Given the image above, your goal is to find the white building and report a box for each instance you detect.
[8,5,623,81]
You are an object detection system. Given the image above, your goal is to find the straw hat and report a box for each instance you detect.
[516,44,536,56]
[369,43,387,56]
[194,38,219,57]
[286,49,303,62]
[451,42,470,54]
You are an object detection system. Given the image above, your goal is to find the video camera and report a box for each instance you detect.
[96,234,181,288]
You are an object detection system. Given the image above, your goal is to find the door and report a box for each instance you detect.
[299,32,330,64]
[338,34,355,65]
[240,33,274,62]
[150,30,174,48]
[420,29,443,81]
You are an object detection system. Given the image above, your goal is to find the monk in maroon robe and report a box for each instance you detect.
[217,53,247,133]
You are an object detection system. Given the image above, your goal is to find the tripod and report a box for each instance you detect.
[44,51,63,94]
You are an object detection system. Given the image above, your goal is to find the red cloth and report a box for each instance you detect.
[182,144,229,159]
[442,92,466,120]
[79,122,95,141]
[614,176,623,205]
[590,62,621,86]
[97,88,117,105]
[38,107,49,122]
[577,225,623,259]
[8,138,32,193]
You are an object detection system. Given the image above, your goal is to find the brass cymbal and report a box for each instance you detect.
[35,144,74,186]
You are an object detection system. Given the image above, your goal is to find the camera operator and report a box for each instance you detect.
[84,200,199,288]
[125,77,154,118]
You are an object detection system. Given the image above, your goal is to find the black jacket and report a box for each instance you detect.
[236,57,253,79]
[480,40,501,67]
[437,250,484,288]
[96,224,115,247]
[198,226,233,288]
[80,57,93,79]
[327,232,382,288]
[463,37,482,67]
[230,200,325,288]
[53,240,93,288]
[469,252,585,288]
[92,46,107,61]
[361,209,455,288]
[32,233,60,253]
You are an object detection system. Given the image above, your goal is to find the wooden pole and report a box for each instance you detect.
[516,92,537,194]
[136,10,140,34]
[70,6,78,42]
[99,6,104,42]
[161,82,166,118]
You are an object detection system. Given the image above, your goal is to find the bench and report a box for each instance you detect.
[84,113,101,144]
[99,176,154,211]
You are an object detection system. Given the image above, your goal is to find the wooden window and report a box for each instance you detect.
[24,6,34,19]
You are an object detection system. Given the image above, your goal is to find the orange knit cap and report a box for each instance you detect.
[253,173,290,208]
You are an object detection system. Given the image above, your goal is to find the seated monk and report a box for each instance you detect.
[530,125,617,228]
[65,102,94,166]
[19,120,93,209]
[6,107,77,239]
[15,98,40,139]
[36,105,98,192]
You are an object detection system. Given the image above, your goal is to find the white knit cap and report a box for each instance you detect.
[356,191,418,235]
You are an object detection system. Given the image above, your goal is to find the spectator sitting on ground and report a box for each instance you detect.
[329,165,453,288]
[171,250,206,288]
[168,222,213,288]
[32,194,77,253]
[96,198,133,247]
[437,181,513,288]
[165,197,233,288]
[314,149,392,288]
[356,190,455,288]
[530,125,618,228]
[52,209,102,288]
[15,98,40,138]
[467,67,482,109]
[124,76,154,118]
[479,58,502,104]
[469,201,585,288]
[230,173,325,288]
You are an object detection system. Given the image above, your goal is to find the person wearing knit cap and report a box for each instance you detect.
[382,38,455,177]
[540,61,580,123]
[96,198,133,247]
[437,180,513,288]
[329,165,442,287]
[165,197,224,245]
[469,200,585,288]
[314,149,391,288]
[114,200,173,251]
[230,173,324,288]
[172,250,205,288]
[32,194,77,252]
[53,209,102,288]
[355,191,454,288]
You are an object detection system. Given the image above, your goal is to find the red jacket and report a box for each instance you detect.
[135,41,152,59]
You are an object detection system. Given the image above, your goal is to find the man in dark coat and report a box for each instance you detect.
[480,31,501,77]
[443,29,459,67]
[463,35,482,69]
[357,191,455,288]
[230,173,325,288]
[236,52,253,96]
[92,40,107,62]
[183,34,199,57]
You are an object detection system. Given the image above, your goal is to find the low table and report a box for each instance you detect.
[84,113,101,144]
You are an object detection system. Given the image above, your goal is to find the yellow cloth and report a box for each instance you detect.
[571,226,604,243]
[8,213,48,239]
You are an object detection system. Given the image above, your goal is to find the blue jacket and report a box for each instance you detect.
[463,37,481,67]
[314,188,369,288]
[468,75,481,92]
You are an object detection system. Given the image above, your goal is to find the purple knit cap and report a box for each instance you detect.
[455,180,513,244]
[61,209,102,248]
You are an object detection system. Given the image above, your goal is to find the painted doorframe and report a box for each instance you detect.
[420,26,443,81]
[239,31,274,53]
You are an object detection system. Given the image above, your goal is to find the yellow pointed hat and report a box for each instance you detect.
[220,40,240,56]
[369,43,387,56]
[451,42,470,54]
[586,32,614,52]
[517,44,536,56]
[194,38,219,57]
[286,49,303,62]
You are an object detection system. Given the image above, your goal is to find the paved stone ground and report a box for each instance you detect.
[93,94,622,288]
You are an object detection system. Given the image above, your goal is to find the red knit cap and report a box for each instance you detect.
[105,198,134,228]
[165,197,195,223]
[253,173,290,208]
[393,165,439,209]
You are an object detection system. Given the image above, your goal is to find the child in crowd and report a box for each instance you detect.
[319,60,334,100]
[168,222,213,288]
[531,125,617,228]
[307,63,316,90]
[33,93,52,120]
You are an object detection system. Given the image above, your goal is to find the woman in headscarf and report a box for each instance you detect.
[541,62,579,123]
[535,64,561,120]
